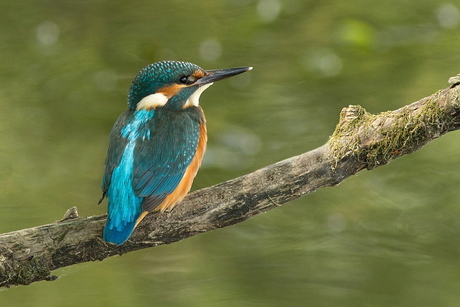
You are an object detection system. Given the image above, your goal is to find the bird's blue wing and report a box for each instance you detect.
[101,107,204,244]
[132,108,203,212]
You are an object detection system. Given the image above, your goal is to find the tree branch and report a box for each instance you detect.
[1,76,460,288]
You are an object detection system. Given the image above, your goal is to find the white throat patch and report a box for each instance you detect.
[136,83,213,110]
[184,83,213,108]
[136,93,169,110]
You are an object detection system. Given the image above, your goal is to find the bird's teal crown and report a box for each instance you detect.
[127,61,203,110]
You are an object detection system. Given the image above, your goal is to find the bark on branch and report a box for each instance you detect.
[1,76,460,288]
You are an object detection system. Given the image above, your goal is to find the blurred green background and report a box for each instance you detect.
[1,0,460,306]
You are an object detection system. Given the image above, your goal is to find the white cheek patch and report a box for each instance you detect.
[136,93,169,110]
[184,83,213,107]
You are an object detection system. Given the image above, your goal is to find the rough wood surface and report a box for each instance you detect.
[1,79,459,288]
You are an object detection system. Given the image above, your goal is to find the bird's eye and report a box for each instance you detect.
[178,75,197,85]
[179,76,188,84]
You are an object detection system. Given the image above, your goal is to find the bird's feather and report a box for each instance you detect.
[101,111,132,194]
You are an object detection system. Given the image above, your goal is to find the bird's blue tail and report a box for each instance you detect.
[103,212,140,245]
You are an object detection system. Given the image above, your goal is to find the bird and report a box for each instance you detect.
[99,60,252,245]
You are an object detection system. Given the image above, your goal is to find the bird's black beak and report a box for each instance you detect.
[196,66,253,86]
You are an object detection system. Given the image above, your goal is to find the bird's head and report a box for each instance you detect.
[127,61,252,110]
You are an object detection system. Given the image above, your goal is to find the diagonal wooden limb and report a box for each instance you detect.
[1,77,459,288]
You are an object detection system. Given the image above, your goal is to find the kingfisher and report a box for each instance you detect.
[99,60,252,245]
